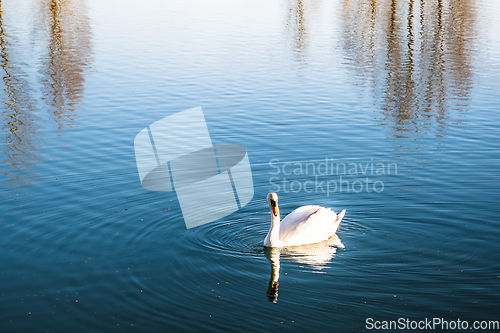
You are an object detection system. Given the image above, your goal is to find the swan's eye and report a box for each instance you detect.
[269,199,279,216]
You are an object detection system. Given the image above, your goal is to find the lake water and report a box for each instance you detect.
[1,0,500,331]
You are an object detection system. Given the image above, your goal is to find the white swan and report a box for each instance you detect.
[264,193,345,247]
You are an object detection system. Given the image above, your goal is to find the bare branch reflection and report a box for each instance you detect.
[0,0,92,187]
[342,0,476,138]
[0,1,42,186]
[40,0,92,130]
[286,0,309,66]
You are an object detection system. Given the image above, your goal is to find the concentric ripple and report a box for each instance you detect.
[186,212,267,258]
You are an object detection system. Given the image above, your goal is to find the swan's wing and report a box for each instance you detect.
[279,205,322,236]
[280,206,339,246]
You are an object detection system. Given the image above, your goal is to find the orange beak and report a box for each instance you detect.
[272,204,279,217]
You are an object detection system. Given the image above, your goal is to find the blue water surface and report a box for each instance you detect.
[1,0,499,331]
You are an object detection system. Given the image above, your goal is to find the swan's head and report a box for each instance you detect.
[267,192,279,217]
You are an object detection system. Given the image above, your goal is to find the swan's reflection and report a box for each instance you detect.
[265,247,281,303]
[264,235,344,303]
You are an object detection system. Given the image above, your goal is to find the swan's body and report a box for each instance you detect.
[264,193,345,247]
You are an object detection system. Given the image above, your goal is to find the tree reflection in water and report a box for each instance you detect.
[0,0,92,187]
[341,0,476,138]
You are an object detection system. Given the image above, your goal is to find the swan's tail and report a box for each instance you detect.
[336,209,346,224]
[329,209,345,236]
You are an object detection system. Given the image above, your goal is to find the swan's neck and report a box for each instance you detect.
[268,212,281,246]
